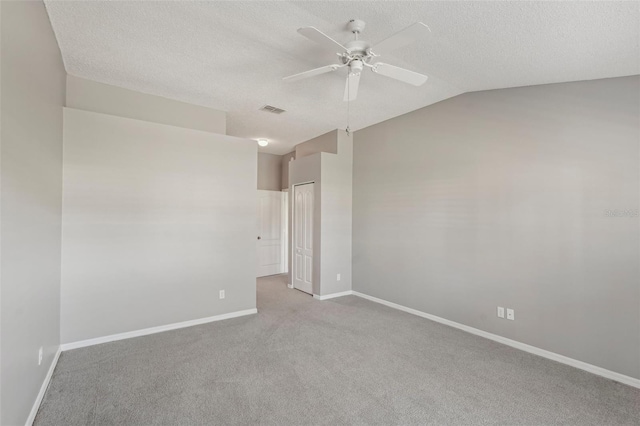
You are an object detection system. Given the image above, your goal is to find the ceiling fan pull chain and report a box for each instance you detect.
[346,68,351,136]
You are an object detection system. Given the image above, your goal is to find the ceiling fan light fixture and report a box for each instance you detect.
[257,138,269,147]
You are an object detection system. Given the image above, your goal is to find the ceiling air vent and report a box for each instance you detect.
[260,105,286,114]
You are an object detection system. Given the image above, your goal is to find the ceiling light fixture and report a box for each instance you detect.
[257,139,269,147]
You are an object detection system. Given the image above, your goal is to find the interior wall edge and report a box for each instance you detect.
[1,1,65,424]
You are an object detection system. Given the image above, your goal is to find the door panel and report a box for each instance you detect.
[257,190,285,277]
[295,253,303,280]
[293,183,314,294]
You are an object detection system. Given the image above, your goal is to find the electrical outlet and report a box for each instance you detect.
[497,307,505,318]
[507,308,515,321]
[219,290,225,300]
[38,347,43,366]
[337,273,341,281]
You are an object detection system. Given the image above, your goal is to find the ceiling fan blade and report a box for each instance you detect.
[370,22,430,57]
[283,64,340,82]
[298,27,347,53]
[343,71,361,102]
[372,63,428,86]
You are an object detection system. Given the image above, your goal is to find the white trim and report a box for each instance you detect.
[352,291,640,389]
[287,283,294,289]
[60,309,258,351]
[313,290,353,301]
[26,346,61,426]
[281,191,288,274]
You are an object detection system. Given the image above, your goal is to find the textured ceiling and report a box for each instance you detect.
[44,1,640,154]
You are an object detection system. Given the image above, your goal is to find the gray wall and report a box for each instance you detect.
[66,75,227,135]
[295,130,338,159]
[288,130,353,296]
[353,76,640,379]
[61,108,256,343]
[0,1,65,424]
[320,131,353,296]
[257,152,282,191]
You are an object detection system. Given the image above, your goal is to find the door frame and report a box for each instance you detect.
[280,190,288,274]
[291,181,314,294]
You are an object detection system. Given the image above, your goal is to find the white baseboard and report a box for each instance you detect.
[26,346,61,426]
[60,308,258,351]
[352,291,640,389]
[313,290,353,301]
[287,283,294,289]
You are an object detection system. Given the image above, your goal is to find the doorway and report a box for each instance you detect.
[257,190,287,277]
[292,182,314,294]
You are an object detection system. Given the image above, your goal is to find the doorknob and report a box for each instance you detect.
[257,236,261,240]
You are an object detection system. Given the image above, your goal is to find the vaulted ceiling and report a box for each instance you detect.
[44,1,639,154]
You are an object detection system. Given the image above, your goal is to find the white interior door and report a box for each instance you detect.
[293,183,314,294]
[257,190,285,277]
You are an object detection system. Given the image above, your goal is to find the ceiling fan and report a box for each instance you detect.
[283,19,430,101]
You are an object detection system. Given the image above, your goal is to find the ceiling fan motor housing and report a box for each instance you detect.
[345,40,371,56]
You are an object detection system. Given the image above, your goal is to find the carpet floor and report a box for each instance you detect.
[35,275,639,425]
